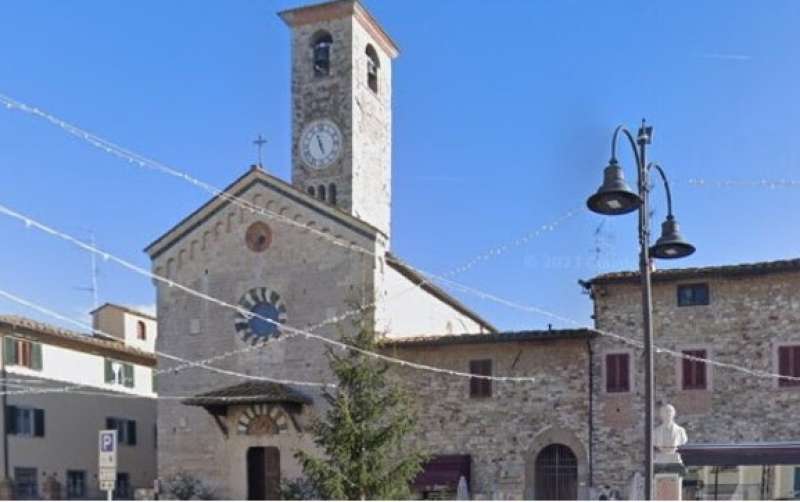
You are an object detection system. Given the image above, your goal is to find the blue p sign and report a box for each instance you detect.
[100,432,115,453]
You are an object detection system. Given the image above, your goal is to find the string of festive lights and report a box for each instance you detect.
[428,274,800,383]
[686,178,800,189]
[0,289,334,397]
[0,210,540,384]
[0,91,584,381]
[2,203,798,395]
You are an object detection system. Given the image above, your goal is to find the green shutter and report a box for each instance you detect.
[31,343,42,371]
[104,359,114,384]
[123,364,134,388]
[3,337,17,365]
[127,420,137,446]
[6,406,17,435]
[33,409,45,437]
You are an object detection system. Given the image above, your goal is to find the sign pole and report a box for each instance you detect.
[98,429,117,500]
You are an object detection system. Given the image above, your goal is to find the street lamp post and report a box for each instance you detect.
[586,119,695,500]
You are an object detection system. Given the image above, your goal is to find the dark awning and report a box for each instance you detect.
[412,455,471,491]
[182,381,313,407]
[680,442,800,466]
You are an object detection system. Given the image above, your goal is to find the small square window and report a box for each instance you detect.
[66,470,86,499]
[677,283,710,307]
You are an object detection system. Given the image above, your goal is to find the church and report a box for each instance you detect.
[147,0,496,499]
[147,0,800,500]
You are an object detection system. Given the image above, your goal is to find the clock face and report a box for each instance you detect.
[234,287,287,344]
[300,119,342,169]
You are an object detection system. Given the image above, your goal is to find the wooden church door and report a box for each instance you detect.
[247,447,281,500]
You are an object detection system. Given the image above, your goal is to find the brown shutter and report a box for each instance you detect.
[779,346,791,387]
[682,354,692,389]
[619,354,629,392]
[793,347,800,377]
[695,350,707,389]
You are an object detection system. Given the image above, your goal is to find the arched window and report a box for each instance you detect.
[328,183,337,205]
[307,186,315,197]
[311,31,333,77]
[365,44,379,93]
[318,184,326,201]
[137,321,147,341]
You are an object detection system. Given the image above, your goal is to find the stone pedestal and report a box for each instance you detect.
[654,462,687,500]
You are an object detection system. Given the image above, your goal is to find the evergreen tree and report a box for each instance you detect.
[293,315,427,500]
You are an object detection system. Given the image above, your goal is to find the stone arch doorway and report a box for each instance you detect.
[525,427,589,499]
[246,446,280,500]
[535,444,578,500]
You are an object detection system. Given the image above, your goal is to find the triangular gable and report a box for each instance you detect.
[144,166,382,260]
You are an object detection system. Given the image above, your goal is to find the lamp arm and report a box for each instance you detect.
[647,162,674,217]
[610,125,643,171]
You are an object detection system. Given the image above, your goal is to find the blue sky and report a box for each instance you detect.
[0,0,798,332]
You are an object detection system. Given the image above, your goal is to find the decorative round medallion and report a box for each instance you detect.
[245,222,272,253]
[234,287,287,344]
[299,119,343,169]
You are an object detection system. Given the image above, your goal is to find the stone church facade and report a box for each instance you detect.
[146,0,800,499]
[147,1,492,499]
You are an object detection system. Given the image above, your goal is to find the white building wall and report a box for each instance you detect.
[122,312,157,354]
[3,338,154,397]
[377,263,484,338]
[3,390,157,499]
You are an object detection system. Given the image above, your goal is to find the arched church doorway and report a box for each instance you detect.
[534,443,578,500]
[247,446,280,500]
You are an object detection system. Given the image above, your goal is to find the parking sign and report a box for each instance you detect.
[99,429,117,496]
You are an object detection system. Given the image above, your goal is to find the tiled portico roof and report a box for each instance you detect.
[182,381,313,407]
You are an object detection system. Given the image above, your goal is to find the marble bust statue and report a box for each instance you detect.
[653,404,688,464]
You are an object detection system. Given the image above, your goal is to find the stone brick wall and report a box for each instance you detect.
[590,270,800,495]
[387,337,593,499]
[152,179,378,498]
[288,10,394,240]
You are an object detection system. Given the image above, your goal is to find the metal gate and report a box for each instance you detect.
[535,444,578,500]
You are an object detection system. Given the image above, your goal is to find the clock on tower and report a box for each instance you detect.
[280,0,399,242]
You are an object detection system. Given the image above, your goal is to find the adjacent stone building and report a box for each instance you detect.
[583,259,800,500]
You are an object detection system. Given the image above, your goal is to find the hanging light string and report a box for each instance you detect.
[427,273,800,383]
[0,288,333,392]
[0,206,543,384]
[2,204,798,391]
[0,92,574,269]
[686,178,800,189]
[0,90,577,308]
[0,91,583,377]
[0,373,320,402]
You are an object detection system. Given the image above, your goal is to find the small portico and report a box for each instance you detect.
[183,381,318,500]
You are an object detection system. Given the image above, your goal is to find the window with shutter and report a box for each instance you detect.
[127,420,137,446]
[30,342,42,371]
[469,359,492,398]
[123,364,135,388]
[104,359,114,384]
[33,409,44,437]
[606,353,630,393]
[681,350,708,390]
[6,406,17,435]
[778,345,800,388]
[3,337,16,365]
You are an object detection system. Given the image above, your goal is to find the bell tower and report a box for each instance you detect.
[280,0,399,242]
